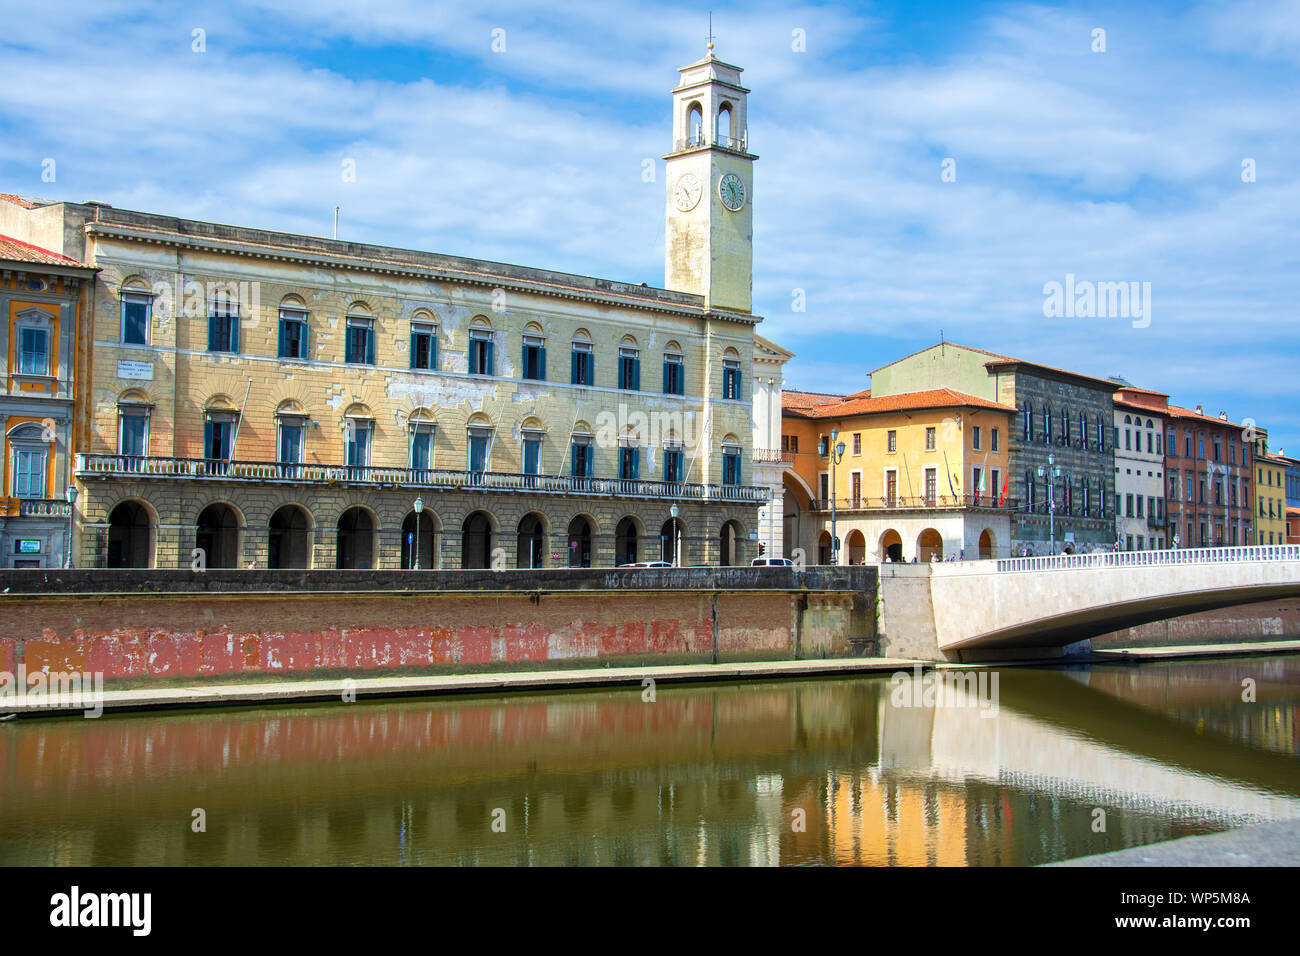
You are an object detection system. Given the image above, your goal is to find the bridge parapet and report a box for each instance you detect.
[993,544,1300,575]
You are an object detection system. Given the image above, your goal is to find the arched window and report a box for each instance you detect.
[716,103,733,145]
[410,310,437,371]
[571,329,594,385]
[721,435,742,485]
[521,322,546,381]
[1043,405,1052,442]
[120,277,153,345]
[345,303,375,365]
[468,317,494,376]
[467,413,493,475]
[688,102,704,146]
[618,336,640,391]
[278,296,309,360]
[117,389,152,463]
[662,341,685,395]
[722,348,742,400]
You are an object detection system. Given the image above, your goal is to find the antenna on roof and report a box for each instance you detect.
[706,11,715,53]
[333,206,339,240]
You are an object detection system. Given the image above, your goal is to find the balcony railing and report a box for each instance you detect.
[0,497,71,518]
[811,494,1020,512]
[751,449,784,464]
[996,543,1300,573]
[74,454,770,503]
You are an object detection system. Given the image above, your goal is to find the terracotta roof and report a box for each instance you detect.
[1114,385,1170,397]
[1114,398,1168,416]
[1166,404,1248,428]
[0,194,40,209]
[786,387,1014,420]
[0,233,86,267]
[782,390,845,412]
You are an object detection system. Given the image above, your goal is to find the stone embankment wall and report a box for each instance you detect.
[0,566,877,682]
[1093,599,1300,648]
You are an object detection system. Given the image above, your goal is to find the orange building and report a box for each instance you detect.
[781,387,1015,562]
[0,232,96,567]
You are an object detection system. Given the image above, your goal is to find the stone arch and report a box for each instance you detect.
[461,509,496,569]
[107,498,155,568]
[978,528,996,560]
[401,504,441,570]
[686,100,704,143]
[846,529,866,565]
[336,504,378,569]
[615,515,643,565]
[659,515,688,565]
[719,519,745,566]
[918,527,944,562]
[517,511,548,569]
[566,512,596,568]
[818,530,833,565]
[195,500,244,569]
[346,300,373,317]
[879,528,903,562]
[268,503,313,569]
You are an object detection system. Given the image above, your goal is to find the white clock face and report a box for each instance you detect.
[718,172,746,211]
[673,173,702,212]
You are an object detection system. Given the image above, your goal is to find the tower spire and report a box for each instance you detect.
[707,11,715,54]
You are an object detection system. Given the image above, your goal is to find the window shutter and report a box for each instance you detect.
[538,346,546,380]
[663,362,670,394]
[429,336,437,370]
[522,342,528,377]
[366,329,376,365]
[734,370,742,399]
[231,315,239,352]
[618,359,626,390]
[632,358,640,391]
[411,332,420,369]
[484,340,494,375]
[207,316,217,352]
[571,350,579,384]
[631,448,640,480]
[278,321,287,357]
[204,421,215,459]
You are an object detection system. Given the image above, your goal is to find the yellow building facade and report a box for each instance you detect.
[781,388,1015,562]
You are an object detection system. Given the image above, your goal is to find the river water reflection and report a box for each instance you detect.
[1,654,1297,866]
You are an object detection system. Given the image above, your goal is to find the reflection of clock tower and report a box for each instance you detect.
[664,44,757,313]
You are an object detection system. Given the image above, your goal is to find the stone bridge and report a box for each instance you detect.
[877,545,1300,661]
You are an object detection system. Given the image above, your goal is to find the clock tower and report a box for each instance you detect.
[663,46,757,313]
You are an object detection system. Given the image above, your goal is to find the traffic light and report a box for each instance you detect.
[758,542,766,556]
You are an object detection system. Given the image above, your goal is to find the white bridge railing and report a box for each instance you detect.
[995,544,1300,573]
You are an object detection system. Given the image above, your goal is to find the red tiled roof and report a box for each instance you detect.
[1166,404,1248,428]
[782,390,845,412]
[786,387,1013,420]
[0,233,85,267]
[0,194,40,209]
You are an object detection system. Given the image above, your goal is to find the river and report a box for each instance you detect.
[1,654,1297,865]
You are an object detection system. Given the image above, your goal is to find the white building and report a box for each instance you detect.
[1113,387,1169,551]
[751,334,794,558]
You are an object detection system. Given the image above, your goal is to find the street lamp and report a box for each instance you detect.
[819,428,847,564]
[64,485,77,569]
[1037,454,1062,555]
[669,503,680,567]
[412,496,424,570]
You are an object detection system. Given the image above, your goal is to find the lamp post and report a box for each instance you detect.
[820,428,847,564]
[64,485,77,569]
[412,496,424,570]
[1037,454,1062,555]
[669,503,680,567]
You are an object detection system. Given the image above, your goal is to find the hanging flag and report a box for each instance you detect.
[998,471,1010,507]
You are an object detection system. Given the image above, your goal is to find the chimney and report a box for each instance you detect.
[1218,411,1228,421]
[1195,404,1203,416]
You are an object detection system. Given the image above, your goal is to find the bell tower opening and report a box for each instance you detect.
[663,43,757,314]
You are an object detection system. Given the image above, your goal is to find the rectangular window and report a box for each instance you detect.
[278,422,303,463]
[410,427,433,471]
[887,430,897,454]
[663,447,684,483]
[618,348,641,391]
[346,317,375,365]
[18,327,49,375]
[1126,494,1134,517]
[522,435,542,475]
[925,427,936,451]
[119,412,148,458]
[1135,496,1143,517]
[468,433,489,473]
[12,447,46,498]
[819,473,829,502]
[972,466,982,502]
[885,470,898,504]
[121,293,151,345]
[991,469,1001,505]
[1198,437,1205,459]
[521,334,546,381]
[663,353,685,395]
[410,324,437,370]
[973,426,982,451]
[208,300,240,353]
[991,428,1000,452]
[1199,476,1206,503]
[1125,430,1132,451]
[204,419,233,461]
[571,342,594,386]
[850,471,861,506]
[619,445,640,480]
[852,433,861,456]
[279,310,309,360]
[722,447,741,486]
[1186,435,1193,457]
[782,434,798,453]
[571,440,593,479]
[923,467,937,504]
[722,358,741,400]
[469,329,494,376]
[345,421,371,468]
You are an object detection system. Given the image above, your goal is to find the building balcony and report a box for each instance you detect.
[0,497,72,518]
[74,454,770,504]
[752,448,784,465]
[811,494,1020,513]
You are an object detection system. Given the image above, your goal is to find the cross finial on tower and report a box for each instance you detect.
[706,11,715,54]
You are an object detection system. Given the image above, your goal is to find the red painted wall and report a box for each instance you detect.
[0,590,815,682]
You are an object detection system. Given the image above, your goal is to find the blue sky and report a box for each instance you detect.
[2,0,1298,450]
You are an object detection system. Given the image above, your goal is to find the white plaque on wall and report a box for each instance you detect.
[117,361,154,380]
